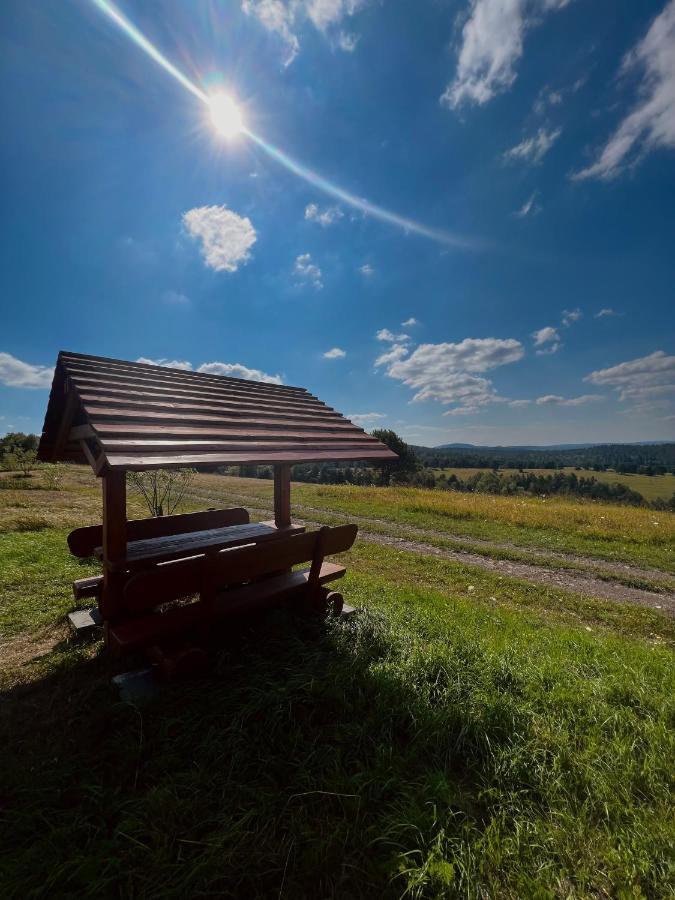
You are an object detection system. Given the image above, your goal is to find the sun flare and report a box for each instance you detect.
[208,92,244,138]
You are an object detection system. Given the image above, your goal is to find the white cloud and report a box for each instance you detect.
[241,0,300,65]
[376,328,410,342]
[383,337,523,412]
[294,253,323,288]
[401,317,418,327]
[136,357,282,383]
[162,290,190,305]
[508,398,531,407]
[594,307,622,319]
[305,203,344,226]
[338,31,359,51]
[347,411,386,426]
[359,263,375,277]
[561,307,582,326]
[504,127,562,164]
[242,0,363,66]
[573,1,675,180]
[323,347,346,359]
[536,394,604,407]
[137,357,193,370]
[532,326,561,355]
[514,191,541,217]
[533,86,563,115]
[183,205,256,273]
[441,0,572,109]
[585,351,675,404]
[0,352,53,388]
[374,344,409,368]
[198,361,283,384]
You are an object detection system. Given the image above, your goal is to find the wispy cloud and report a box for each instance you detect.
[136,357,193,370]
[323,347,346,359]
[536,394,604,406]
[514,191,541,218]
[183,205,256,273]
[401,317,418,327]
[305,203,344,226]
[572,0,675,180]
[294,253,323,289]
[347,411,386,426]
[0,352,53,388]
[376,328,410,343]
[162,290,190,305]
[382,337,524,414]
[359,263,375,277]
[594,307,622,319]
[198,361,283,384]
[136,357,282,383]
[441,0,573,109]
[504,127,562,164]
[585,350,675,406]
[374,344,409,368]
[532,326,561,355]
[561,307,582,327]
[242,0,365,66]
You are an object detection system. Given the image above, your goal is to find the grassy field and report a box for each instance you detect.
[1,467,674,897]
[431,466,675,502]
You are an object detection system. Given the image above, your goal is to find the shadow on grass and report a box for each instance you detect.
[0,609,671,898]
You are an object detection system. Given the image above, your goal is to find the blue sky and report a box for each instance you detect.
[1,0,674,446]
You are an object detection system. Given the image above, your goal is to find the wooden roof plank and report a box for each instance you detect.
[36,352,398,471]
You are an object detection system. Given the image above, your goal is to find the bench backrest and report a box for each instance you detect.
[122,524,357,614]
[67,507,250,558]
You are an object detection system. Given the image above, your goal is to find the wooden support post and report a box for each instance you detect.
[100,470,127,620]
[273,464,291,529]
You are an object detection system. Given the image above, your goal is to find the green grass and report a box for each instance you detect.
[1,470,674,897]
[196,474,675,574]
[431,466,675,502]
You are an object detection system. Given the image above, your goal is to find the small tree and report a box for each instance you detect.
[42,462,67,490]
[3,447,37,477]
[370,429,419,486]
[127,468,196,517]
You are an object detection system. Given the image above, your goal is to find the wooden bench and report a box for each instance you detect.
[67,507,251,614]
[107,524,358,656]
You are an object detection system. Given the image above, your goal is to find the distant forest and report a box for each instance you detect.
[413,443,675,474]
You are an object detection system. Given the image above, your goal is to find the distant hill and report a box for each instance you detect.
[434,442,673,451]
[413,442,675,474]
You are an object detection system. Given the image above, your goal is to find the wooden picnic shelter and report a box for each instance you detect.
[38,351,397,660]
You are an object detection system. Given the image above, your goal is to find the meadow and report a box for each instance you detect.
[1,466,674,897]
[431,466,675,502]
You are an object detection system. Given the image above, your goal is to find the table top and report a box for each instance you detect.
[96,520,304,571]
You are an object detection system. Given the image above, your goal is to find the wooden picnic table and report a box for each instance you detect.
[94,520,305,572]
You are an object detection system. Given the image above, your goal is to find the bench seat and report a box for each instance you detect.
[72,575,103,601]
[107,561,346,654]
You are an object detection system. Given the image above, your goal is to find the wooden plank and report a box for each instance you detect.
[85,406,359,430]
[204,525,357,589]
[72,575,103,600]
[90,423,375,441]
[123,556,205,613]
[105,448,397,469]
[100,440,382,453]
[68,507,250,558]
[274,464,291,528]
[71,372,335,412]
[109,562,346,654]
[100,471,127,619]
[213,562,346,617]
[69,424,95,440]
[96,520,305,570]
[64,357,310,402]
[78,391,339,422]
[51,390,80,459]
[63,352,309,396]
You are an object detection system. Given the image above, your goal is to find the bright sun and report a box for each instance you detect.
[208,92,244,139]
